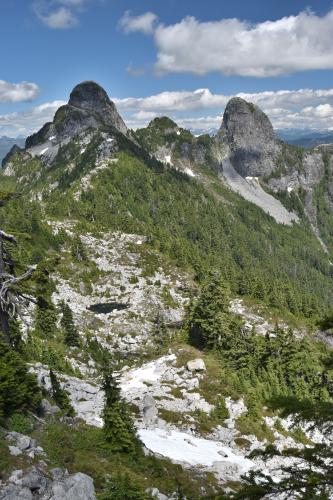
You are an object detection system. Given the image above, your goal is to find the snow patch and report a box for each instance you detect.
[184,167,195,178]
[39,147,48,156]
[138,428,254,470]
[121,355,177,391]
[49,136,56,141]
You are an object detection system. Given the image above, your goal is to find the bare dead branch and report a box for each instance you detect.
[0,230,17,245]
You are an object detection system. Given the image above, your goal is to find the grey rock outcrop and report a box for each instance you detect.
[25,81,127,149]
[219,97,280,177]
[0,468,96,500]
[186,358,206,372]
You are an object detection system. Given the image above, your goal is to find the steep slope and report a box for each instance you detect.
[0,136,25,164]
[2,81,333,498]
[2,82,333,317]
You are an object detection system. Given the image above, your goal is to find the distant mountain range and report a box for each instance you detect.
[0,136,25,163]
[276,129,333,148]
[189,127,333,149]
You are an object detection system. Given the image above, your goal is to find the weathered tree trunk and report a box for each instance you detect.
[0,235,10,344]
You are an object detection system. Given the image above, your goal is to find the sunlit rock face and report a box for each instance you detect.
[219,97,280,177]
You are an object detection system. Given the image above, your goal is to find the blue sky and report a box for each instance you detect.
[1,0,333,136]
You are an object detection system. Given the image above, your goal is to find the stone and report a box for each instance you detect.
[9,470,24,484]
[186,358,206,372]
[0,484,33,499]
[51,468,66,480]
[49,472,96,500]
[16,435,31,451]
[21,469,49,493]
[142,394,158,424]
[147,487,170,500]
[8,446,22,456]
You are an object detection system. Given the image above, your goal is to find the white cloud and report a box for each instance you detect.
[3,86,333,138]
[36,6,78,28]
[58,0,84,5]
[33,0,90,29]
[115,87,333,131]
[114,87,333,114]
[119,11,158,35]
[0,100,65,137]
[0,80,39,103]
[121,9,333,77]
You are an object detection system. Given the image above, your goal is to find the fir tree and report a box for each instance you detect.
[188,272,234,349]
[60,301,80,347]
[49,369,74,416]
[71,236,87,262]
[0,340,41,420]
[102,367,137,454]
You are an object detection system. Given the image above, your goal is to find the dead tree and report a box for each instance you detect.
[0,229,36,345]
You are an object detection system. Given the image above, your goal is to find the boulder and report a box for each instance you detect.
[0,485,33,499]
[0,470,96,500]
[16,435,31,451]
[8,446,22,456]
[186,358,206,372]
[49,472,96,500]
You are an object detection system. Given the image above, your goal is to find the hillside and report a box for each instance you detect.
[1,81,333,499]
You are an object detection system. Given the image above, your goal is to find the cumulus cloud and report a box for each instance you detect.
[36,6,78,28]
[0,80,39,103]
[119,11,158,35]
[114,87,333,131]
[120,9,333,77]
[3,86,333,137]
[0,100,65,137]
[33,0,92,29]
[114,87,333,114]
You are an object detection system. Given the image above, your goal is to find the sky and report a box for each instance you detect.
[1,0,333,137]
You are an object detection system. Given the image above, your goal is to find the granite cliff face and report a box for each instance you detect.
[25,81,128,150]
[218,97,280,177]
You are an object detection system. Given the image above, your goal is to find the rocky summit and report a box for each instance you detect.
[1,80,333,499]
[218,97,279,177]
[25,81,128,151]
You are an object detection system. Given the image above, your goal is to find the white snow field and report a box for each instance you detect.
[222,159,299,225]
[138,428,254,470]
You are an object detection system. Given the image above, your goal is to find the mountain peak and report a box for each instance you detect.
[25,81,127,150]
[220,97,279,177]
[68,81,112,113]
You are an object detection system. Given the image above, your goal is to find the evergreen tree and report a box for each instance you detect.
[102,368,137,454]
[153,311,169,347]
[71,236,87,262]
[49,369,74,416]
[60,301,80,347]
[34,265,58,338]
[0,340,41,420]
[188,273,234,349]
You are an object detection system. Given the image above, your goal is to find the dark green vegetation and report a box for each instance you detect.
[188,274,331,408]
[2,107,333,498]
[0,339,41,420]
[231,398,333,499]
[36,421,219,499]
[8,147,332,320]
[102,369,138,454]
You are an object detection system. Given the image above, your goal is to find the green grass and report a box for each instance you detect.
[37,421,221,497]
